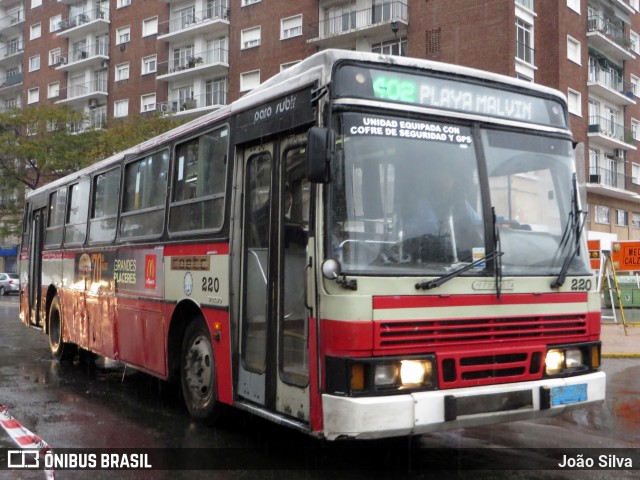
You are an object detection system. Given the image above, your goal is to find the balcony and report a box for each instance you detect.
[0,40,23,65]
[587,14,635,62]
[55,42,109,71]
[0,71,22,92]
[56,79,108,107]
[588,115,637,150]
[157,48,228,81]
[0,98,20,113]
[308,1,408,49]
[157,90,227,117]
[588,65,636,106]
[158,5,229,43]
[0,10,24,35]
[587,166,640,201]
[56,7,110,38]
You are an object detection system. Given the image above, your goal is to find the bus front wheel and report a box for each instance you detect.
[48,296,77,362]
[180,318,219,423]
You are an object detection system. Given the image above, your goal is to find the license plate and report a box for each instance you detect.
[551,384,587,406]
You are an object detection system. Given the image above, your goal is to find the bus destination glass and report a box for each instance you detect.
[333,64,568,128]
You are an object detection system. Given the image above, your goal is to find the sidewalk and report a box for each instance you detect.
[600,308,640,358]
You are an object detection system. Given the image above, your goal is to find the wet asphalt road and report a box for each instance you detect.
[0,295,639,480]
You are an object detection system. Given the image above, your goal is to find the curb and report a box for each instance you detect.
[602,353,640,358]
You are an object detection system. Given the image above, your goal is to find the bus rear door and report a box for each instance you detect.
[28,207,46,328]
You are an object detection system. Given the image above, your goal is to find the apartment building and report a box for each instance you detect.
[1,0,640,256]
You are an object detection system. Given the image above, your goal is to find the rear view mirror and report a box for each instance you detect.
[307,127,334,184]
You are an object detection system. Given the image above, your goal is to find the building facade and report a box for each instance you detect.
[1,0,640,257]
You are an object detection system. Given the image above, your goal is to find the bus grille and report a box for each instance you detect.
[375,314,588,349]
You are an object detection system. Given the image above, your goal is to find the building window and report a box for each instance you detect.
[280,60,300,72]
[516,18,534,65]
[116,63,129,81]
[633,119,640,141]
[29,55,40,72]
[567,36,581,64]
[516,0,534,9]
[116,26,131,45]
[241,26,261,49]
[47,82,60,98]
[567,89,581,116]
[242,0,261,5]
[114,99,129,117]
[633,212,640,229]
[240,70,260,91]
[631,75,640,98]
[616,209,629,227]
[49,48,61,66]
[281,15,302,39]
[141,93,156,112]
[142,55,157,74]
[28,88,39,104]
[567,0,580,14]
[117,0,131,8]
[595,205,610,225]
[142,17,158,37]
[31,0,42,8]
[30,23,41,40]
[633,163,640,184]
[629,31,640,56]
[372,37,407,56]
[50,15,62,32]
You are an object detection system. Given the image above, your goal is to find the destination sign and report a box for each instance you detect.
[333,64,568,128]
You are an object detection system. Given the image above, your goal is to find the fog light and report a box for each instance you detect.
[565,349,583,369]
[400,360,432,386]
[374,364,398,387]
[545,349,564,375]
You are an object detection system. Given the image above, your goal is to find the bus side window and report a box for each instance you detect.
[89,168,120,243]
[64,179,90,246]
[169,126,229,233]
[120,150,169,239]
[45,188,66,246]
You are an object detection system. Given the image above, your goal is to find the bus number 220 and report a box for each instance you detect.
[202,277,220,293]
[571,278,592,291]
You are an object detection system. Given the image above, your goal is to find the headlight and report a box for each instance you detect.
[400,360,433,386]
[545,349,564,375]
[374,364,398,387]
[326,355,437,396]
[545,344,596,376]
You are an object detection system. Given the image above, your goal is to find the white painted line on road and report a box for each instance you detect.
[0,402,55,479]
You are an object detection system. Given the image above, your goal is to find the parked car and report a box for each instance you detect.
[0,273,19,295]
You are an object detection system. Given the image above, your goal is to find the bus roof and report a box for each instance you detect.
[27,49,567,199]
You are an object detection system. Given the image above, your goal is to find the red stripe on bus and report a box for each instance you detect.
[372,292,588,310]
[164,242,229,256]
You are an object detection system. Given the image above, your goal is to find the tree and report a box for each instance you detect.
[0,105,182,241]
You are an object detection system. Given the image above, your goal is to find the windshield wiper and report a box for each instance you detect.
[415,250,504,290]
[551,173,585,289]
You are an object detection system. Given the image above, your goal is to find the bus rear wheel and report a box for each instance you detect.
[48,296,77,362]
[180,318,219,423]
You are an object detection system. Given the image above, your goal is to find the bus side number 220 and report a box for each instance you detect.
[202,276,220,293]
[571,278,592,291]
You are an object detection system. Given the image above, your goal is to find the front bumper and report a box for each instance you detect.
[322,371,606,440]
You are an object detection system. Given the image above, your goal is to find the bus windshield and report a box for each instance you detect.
[327,112,590,277]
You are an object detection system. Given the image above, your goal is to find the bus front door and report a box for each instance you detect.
[238,137,312,424]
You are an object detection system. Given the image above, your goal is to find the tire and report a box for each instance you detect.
[48,296,77,362]
[180,318,219,422]
[0,286,5,296]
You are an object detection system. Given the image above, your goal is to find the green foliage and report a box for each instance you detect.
[0,105,182,241]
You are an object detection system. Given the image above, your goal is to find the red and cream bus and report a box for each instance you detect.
[20,50,605,440]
